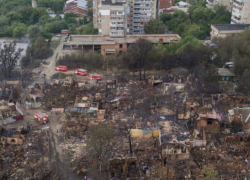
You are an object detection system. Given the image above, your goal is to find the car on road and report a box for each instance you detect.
[225,62,234,68]
[40,73,46,78]
[34,112,49,125]
[88,74,102,80]
[55,65,68,71]
[74,69,87,76]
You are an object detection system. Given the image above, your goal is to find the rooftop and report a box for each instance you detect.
[66,34,181,45]
[217,68,235,77]
[212,24,250,31]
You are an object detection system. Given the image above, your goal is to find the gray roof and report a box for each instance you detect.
[102,0,125,6]
[217,68,235,77]
[212,24,250,31]
[77,0,88,8]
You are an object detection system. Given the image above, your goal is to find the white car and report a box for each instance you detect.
[225,62,234,68]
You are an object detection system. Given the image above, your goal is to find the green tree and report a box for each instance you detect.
[86,124,115,173]
[160,13,172,24]
[201,165,218,180]
[68,27,77,35]
[144,19,164,34]
[7,11,20,22]
[13,23,27,37]
[17,6,33,24]
[43,20,68,33]
[28,25,41,43]
[126,38,153,80]
[87,8,93,21]
[30,7,47,24]
[33,37,53,59]
[81,22,98,35]
[64,12,77,24]
[39,14,51,26]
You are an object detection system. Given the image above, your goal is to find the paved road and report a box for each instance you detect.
[42,38,64,78]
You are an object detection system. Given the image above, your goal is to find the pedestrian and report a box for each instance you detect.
[57,129,58,133]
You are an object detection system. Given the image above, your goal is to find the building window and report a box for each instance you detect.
[119,44,123,48]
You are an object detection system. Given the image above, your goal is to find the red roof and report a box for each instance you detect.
[162,9,176,13]
[65,2,87,16]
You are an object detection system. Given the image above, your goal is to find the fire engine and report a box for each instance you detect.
[34,112,49,124]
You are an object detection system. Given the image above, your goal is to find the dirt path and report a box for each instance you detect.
[42,38,64,78]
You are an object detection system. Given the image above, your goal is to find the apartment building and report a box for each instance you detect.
[93,0,157,35]
[93,0,130,37]
[231,0,250,24]
[129,0,157,34]
[206,0,230,9]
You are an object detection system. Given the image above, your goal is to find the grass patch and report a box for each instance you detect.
[51,72,73,79]
[51,37,61,50]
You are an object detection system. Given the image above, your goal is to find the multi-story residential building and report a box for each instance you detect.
[206,0,230,9]
[129,0,157,34]
[231,0,250,24]
[93,0,157,35]
[93,0,130,37]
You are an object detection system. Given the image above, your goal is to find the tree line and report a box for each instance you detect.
[145,3,231,40]
[0,0,97,38]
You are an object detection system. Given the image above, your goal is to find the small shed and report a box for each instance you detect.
[217,68,235,81]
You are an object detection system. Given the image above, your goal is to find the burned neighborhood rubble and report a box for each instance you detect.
[2,68,250,180]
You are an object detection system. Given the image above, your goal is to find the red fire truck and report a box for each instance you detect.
[34,112,49,124]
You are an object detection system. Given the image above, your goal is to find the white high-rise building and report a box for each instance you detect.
[231,0,250,24]
[93,0,130,37]
[129,0,157,34]
[93,0,157,35]
[206,0,230,9]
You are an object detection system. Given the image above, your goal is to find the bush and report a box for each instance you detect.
[51,72,71,79]
[57,51,104,71]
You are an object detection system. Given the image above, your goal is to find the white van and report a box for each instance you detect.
[225,62,234,68]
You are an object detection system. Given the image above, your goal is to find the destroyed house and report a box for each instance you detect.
[196,108,220,132]
[109,157,140,179]
[162,142,190,161]
[228,107,250,134]
[0,80,21,102]
[72,96,91,114]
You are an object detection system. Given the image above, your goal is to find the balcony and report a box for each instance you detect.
[134,14,140,17]
[134,19,141,22]
[117,19,124,22]
[232,9,242,18]
[117,24,124,27]
[206,3,213,8]
[231,16,240,24]
[233,1,243,8]
[110,23,116,27]
[134,23,140,26]
[206,0,213,4]
[116,0,126,2]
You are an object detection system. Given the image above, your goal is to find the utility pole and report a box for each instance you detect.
[106,58,109,93]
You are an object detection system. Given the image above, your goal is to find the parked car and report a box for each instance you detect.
[225,62,234,68]
[74,69,87,76]
[40,73,46,78]
[88,74,102,80]
[55,66,68,71]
